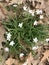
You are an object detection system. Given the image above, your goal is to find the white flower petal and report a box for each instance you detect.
[4,47,9,52]
[13,4,17,7]
[20,53,24,58]
[33,20,38,26]
[7,33,11,41]
[18,23,23,28]
[28,10,32,13]
[36,9,43,15]
[32,46,39,50]
[39,10,43,14]
[46,38,49,42]
[32,12,34,16]
[28,10,35,16]
[36,9,40,14]
[9,41,15,46]
[33,37,38,43]
[23,6,27,11]
[40,15,44,19]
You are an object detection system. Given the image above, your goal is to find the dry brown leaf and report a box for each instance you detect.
[44,0,49,16]
[25,53,34,65]
[0,3,7,15]
[5,57,23,65]
[36,0,45,9]
[5,0,10,3]
[5,58,15,65]
[8,0,23,5]
[41,50,49,62]
[0,3,7,20]
[0,9,5,20]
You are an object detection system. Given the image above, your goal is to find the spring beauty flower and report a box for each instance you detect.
[46,38,49,42]
[19,53,24,58]
[33,20,38,26]
[13,4,17,7]
[40,15,44,19]
[32,46,39,50]
[29,10,32,14]
[7,33,11,41]
[32,12,34,16]
[39,10,43,14]
[4,47,9,52]
[36,9,43,15]
[23,6,27,11]
[18,23,23,28]
[9,41,15,46]
[28,9,35,16]
[33,37,38,43]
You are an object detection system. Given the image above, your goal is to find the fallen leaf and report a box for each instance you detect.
[5,58,15,65]
[41,50,49,62]
[8,0,23,5]
[25,53,34,65]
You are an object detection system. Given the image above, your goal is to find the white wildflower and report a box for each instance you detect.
[18,23,23,28]
[46,38,49,42]
[9,41,15,46]
[7,33,11,41]
[33,20,38,26]
[33,37,38,43]
[29,9,35,16]
[32,11,35,16]
[28,10,32,14]
[32,46,39,50]
[36,9,43,15]
[23,6,27,11]
[13,4,17,7]
[39,10,43,14]
[36,9,40,14]
[19,53,24,58]
[4,47,9,52]
[40,15,44,19]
